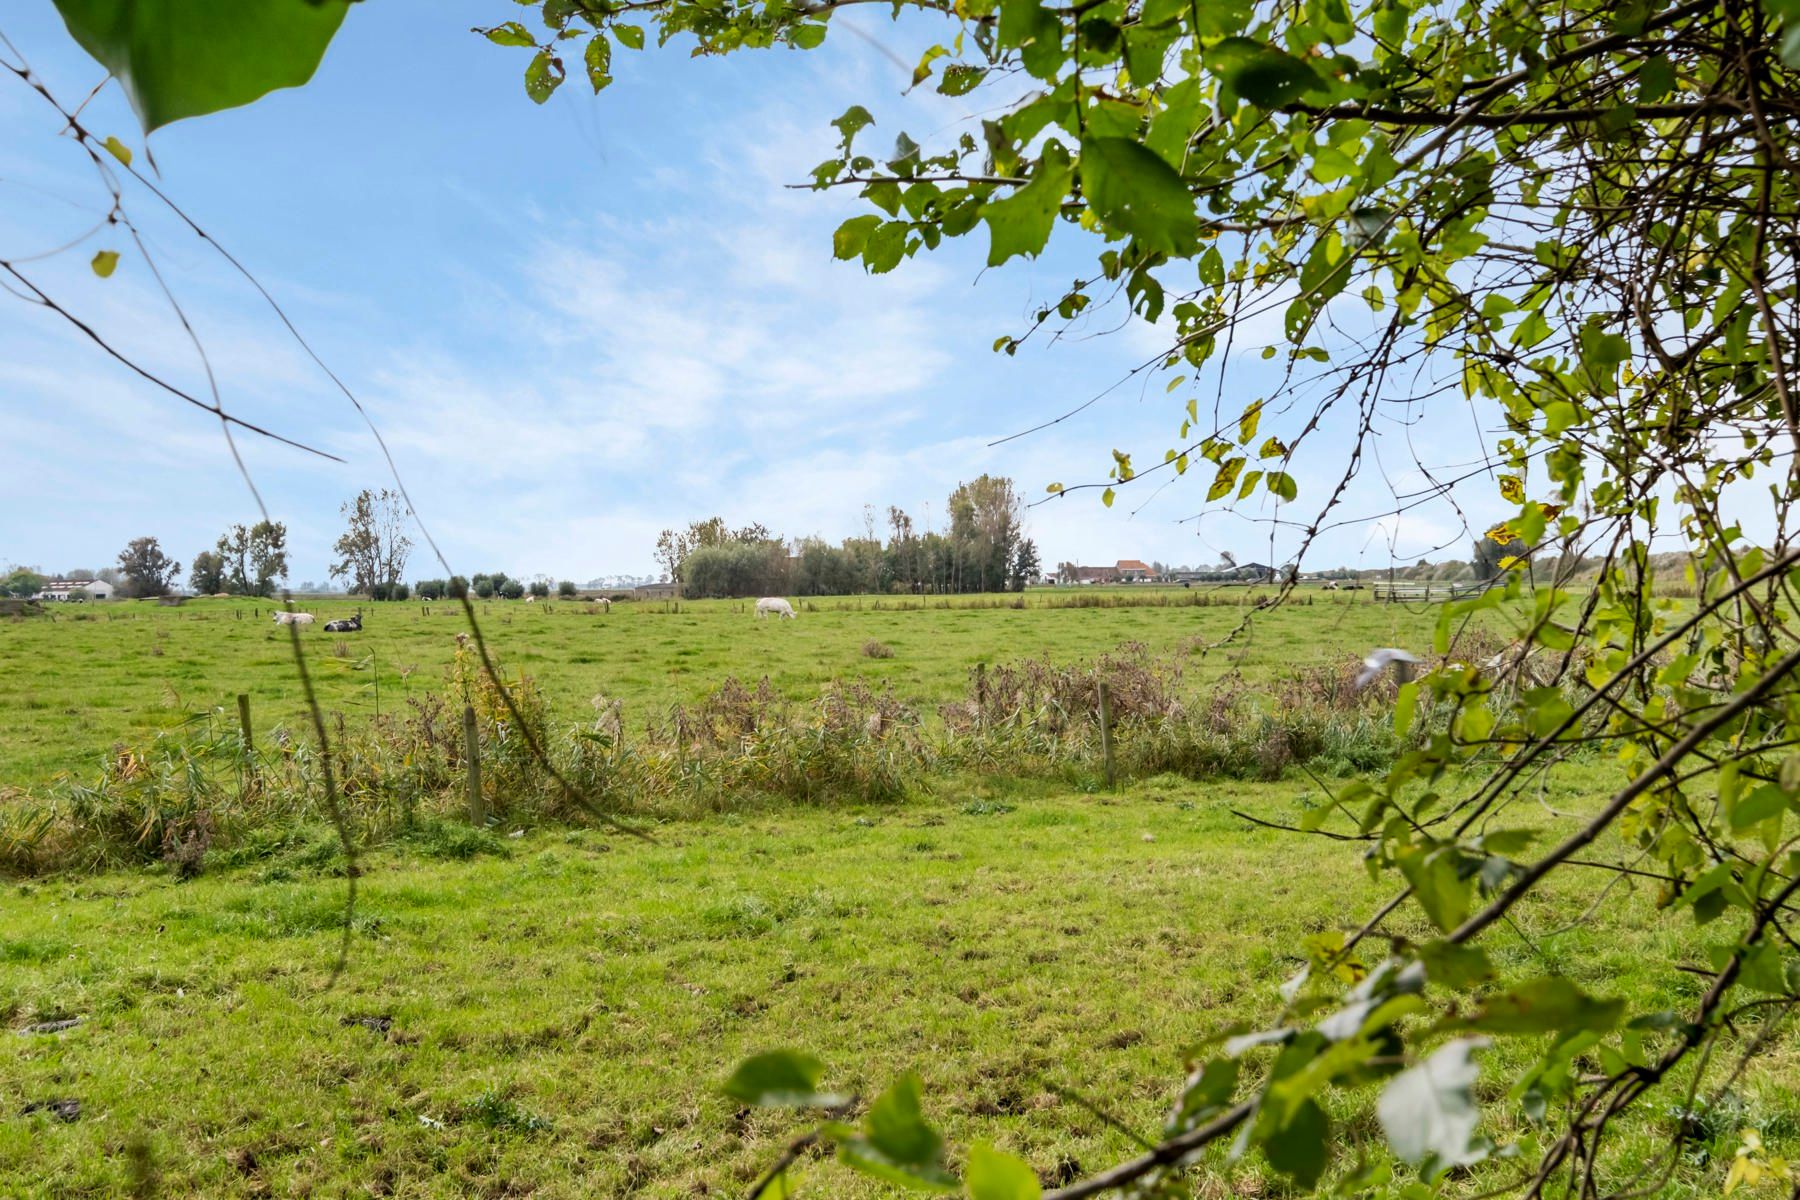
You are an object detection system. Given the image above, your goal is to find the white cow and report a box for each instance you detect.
[524,594,537,604]
[755,597,797,620]
[273,611,316,626]
[597,597,611,612]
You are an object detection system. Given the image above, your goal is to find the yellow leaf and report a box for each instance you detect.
[1499,475,1525,503]
[1101,487,1116,508]
[90,250,119,278]
[103,135,132,166]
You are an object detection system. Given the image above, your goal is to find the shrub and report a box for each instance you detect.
[557,580,576,597]
[862,640,895,659]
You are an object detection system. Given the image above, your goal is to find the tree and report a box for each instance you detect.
[557,580,577,598]
[1009,538,1040,592]
[529,579,550,598]
[486,0,1800,1194]
[216,522,288,598]
[189,551,225,595]
[329,488,412,597]
[0,567,46,598]
[500,579,525,600]
[116,537,179,598]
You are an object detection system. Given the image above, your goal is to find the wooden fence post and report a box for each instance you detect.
[1097,680,1116,790]
[462,704,486,827]
[236,693,253,751]
[975,662,987,729]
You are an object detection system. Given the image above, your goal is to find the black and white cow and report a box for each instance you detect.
[324,615,363,633]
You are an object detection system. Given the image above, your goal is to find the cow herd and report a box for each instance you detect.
[270,596,797,633]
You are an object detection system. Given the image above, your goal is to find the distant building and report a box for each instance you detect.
[36,578,114,601]
[1115,559,1152,582]
[633,581,679,600]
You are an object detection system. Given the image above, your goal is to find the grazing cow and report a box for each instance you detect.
[755,597,797,620]
[273,611,316,626]
[597,597,611,612]
[324,615,362,633]
[524,594,537,604]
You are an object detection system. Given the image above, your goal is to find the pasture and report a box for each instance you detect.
[6,773,1791,1199]
[5,586,1786,1200]
[0,590,1444,790]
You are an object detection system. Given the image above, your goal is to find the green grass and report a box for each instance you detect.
[5,776,1792,1199]
[0,591,1451,790]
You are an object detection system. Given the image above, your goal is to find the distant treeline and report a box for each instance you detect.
[662,475,1041,599]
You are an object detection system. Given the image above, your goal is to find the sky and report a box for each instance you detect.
[0,1,1506,586]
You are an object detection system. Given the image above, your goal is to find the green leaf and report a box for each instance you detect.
[1263,1097,1329,1188]
[1393,681,1420,736]
[481,20,537,47]
[102,135,132,166]
[1395,842,1473,933]
[938,64,984,95]
[53,0,351,133]
[1101,487,1116,507]
[838,1074,958,1192]
[790,22,827,49]
[1457,977,1624,1035]
[966,1144,1040,1200]
[1078,136,1199,256]
[833,105,876,146]
[980,141,1073,266]
[1206,457,1246,502]
[584,34,612,90]
[613,23,646,49]
[524,50,564,104]
[1377,1039,1488,1169]
[1203,38,1326,108]
[997,0,1063,79]
[1419,942,1495,989]
[722,1051,847,1107]
[833,215,882,261]
[90,249,119,278]
[1266,471,1297,501]
[1729,783,1788,831]
[1638,53,1676,102]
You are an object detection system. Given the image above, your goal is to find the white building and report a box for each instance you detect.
[36,578,114,601]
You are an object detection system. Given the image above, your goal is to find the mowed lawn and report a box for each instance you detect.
[4,775,1779,1200]
[0,591,1453,789]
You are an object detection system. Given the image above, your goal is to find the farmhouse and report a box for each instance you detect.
[1115,559,1153,582]
[633,581,679,600]
[35,578,114,601]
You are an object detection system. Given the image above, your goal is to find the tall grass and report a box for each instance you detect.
[1,643,1418,876]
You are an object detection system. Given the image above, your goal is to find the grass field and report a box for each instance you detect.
[0,590,1449,790]
[7,773,1790,1199]
[7,587,1784,1199]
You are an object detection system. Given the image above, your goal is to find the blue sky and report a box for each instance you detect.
[0,1,1497,585]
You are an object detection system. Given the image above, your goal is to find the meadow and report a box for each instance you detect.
[0,589,1443,790]
[5,587,1790,1199]
[6,775,1791,1198]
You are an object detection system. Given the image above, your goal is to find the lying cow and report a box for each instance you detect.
[273,611,316,626]
[324,615,362,633]
[755,597,797,620]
